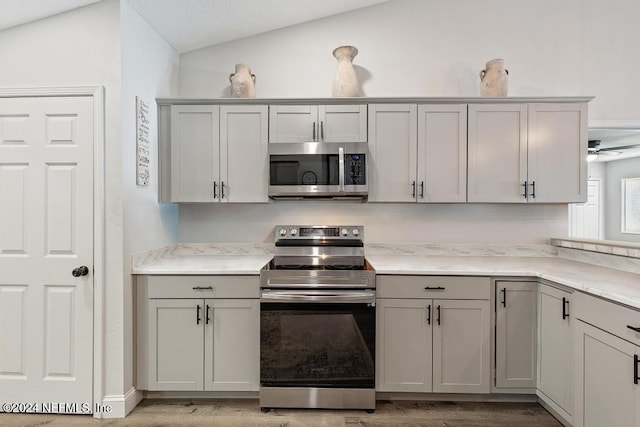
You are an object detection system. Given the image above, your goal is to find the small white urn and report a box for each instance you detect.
[229,64,256,98]
[479,58,508,97]
[332,45,360,97]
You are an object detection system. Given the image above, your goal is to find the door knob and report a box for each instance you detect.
[72,266,89,277]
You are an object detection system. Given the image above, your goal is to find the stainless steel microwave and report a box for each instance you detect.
[268,142,368,200]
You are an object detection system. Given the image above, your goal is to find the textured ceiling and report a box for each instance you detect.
[0,0,101,31]
[125,0,388,53]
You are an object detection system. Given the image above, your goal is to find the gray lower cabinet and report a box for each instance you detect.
[574,292,640,427]
[537,282,573,422]
[136,275,259,392]
[495,280,537,390]
[376,276,491,393]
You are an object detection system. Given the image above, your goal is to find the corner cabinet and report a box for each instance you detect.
[368,104,467,203]
[268,104,367,143]
[161,104,268,203]
[495,280,537,390]
[574,292,640,427]
[376,276,491,393]
[468,103,587,203]
[136,275,260,392]
[537,282,574,423]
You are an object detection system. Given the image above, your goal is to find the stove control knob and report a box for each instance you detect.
[341,228,349,236]
[352,229,360,237]
[290,228,298,236]
[279,228,287,237]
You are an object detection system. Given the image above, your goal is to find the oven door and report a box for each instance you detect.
[260,289,375,389]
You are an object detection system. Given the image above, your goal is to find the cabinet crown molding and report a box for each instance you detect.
[157,96,594,106]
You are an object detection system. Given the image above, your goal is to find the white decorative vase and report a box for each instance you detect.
[479,58,508,97]
[332,46,360,97]
[229,64,256,98]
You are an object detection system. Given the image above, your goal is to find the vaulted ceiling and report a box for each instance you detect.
[0,0,387,53]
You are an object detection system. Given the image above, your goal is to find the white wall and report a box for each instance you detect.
[179,0,640,123]
[179,203,568,244]
[178,0,607,245]
[0,0,125,402]
[605,157,640,243]
[121,0,179,406]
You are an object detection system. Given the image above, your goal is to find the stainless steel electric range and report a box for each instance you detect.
[259,225,376,412]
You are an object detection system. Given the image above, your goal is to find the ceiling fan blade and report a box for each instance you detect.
[600,143,640,151]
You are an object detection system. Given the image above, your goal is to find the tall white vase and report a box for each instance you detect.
[479,58,508,97]
[332,46,360,97]
[229,63,256,98]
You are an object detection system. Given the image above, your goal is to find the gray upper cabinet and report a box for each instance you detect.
[417,104,467,203]
[368,104,417,202]
[159,98,589,204]
[220,105,269,203]
[170,105,220,203]
[269,104,367,143]
[163,104,268,203]
[468,102,587,203]
[368,103,467,203]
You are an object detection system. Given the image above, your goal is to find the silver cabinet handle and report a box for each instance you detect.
[338,146,345,192]
[312,122,316,141]
[320,121,324,141]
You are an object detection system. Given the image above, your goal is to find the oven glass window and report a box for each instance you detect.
[260,302,375,388]
[269,154,339,186]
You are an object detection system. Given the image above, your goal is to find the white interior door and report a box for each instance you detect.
[0,96,94,412]
[569,179,601,239]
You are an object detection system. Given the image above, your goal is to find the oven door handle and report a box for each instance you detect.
[261,289,375,304]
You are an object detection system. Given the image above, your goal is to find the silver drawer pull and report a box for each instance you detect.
[192,286,213,290]
[424,286,445,290]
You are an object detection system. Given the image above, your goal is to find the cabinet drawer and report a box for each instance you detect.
[376,276,490,299]
[141,275,259,299]
[574,291,640,347]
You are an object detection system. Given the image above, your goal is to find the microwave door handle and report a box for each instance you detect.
[339,146,345,192]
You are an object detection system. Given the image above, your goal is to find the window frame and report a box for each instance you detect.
[621,177,640,235]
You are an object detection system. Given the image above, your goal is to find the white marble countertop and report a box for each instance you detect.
[367,255,640,310]
[131,243,640,310]
[131,255,272,275]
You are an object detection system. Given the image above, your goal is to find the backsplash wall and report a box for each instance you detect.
[178,202,568,244]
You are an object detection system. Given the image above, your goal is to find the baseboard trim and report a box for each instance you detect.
[376,392,538,403]
[98,387,143,418]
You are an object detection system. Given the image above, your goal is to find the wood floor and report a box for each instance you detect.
[0,399,563,426]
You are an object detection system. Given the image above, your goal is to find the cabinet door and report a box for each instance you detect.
[433,299,491,393]
[468,104,528,203]
[318,105,367,142]
[495,281,537,389]
[220,105,268,203]
[268,105,318,142]
[170,105,220,202]
[575,321,640,427]
[538,284,573,418]
[367,104,418,202]
[527,103,588,203]
[147,299,204,391]
[204,299,260,391]
[376,298,432,392]
[417,104,467,203]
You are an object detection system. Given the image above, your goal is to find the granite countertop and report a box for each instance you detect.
[131,243,640,310]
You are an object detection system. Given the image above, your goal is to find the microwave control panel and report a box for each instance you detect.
[345,154,366,185]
